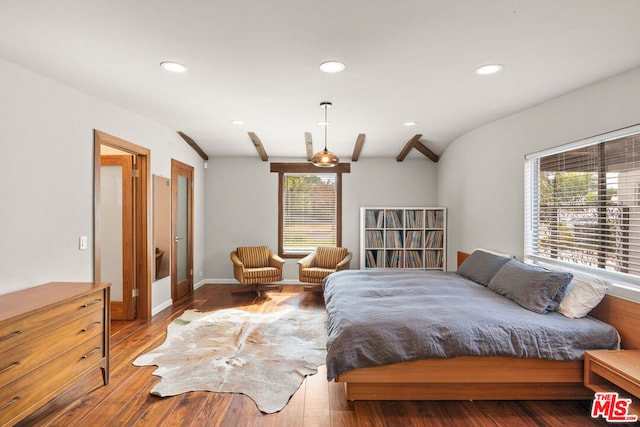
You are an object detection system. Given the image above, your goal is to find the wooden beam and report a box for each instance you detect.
[396,134,438,162]
[412,140,439,163]
[270,162,351,173]
[177,131,209,161]
[352,133,365,161]
[248,132,269,161]
[396,134,422,162]
[305,132,313,161]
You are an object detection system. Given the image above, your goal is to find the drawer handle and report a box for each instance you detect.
[81,322,102,332]
[81,347,101,359]
[0,361,20,374]
[80,298,102,308]
[0,330,21,342]
[0,396,21,412]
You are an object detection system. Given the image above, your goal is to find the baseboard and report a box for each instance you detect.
[152,298,173,316]
[194,278,211,289]
[198,279,307,286]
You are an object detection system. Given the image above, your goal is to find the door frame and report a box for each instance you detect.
[94,130,152,320]
[171,158,194,301]
[100,154,135,320]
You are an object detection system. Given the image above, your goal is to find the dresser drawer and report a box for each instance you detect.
[0,333,105,425]
[0,290,105,353]
[0,307,104,389]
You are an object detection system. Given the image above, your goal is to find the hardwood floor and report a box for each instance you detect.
[17,284,617,427]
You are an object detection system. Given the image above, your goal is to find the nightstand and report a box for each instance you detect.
[584,350,640,417]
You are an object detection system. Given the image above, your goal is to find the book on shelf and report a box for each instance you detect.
[426,210,445,228]
[406,250,424,268]
[425,250,444,269]
[384,210,402,228]
[365,210,384,228]
[405,210,425,228]
[425,230,443,248]
[365,250,384,268]
[386,250,404,268]
[405,230,423,248]
[366,230,384,248]
[386,230,403,248]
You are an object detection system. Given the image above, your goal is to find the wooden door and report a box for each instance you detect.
[100,155,136,320]
[171,159,194,301]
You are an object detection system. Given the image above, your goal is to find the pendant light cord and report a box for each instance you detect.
[323,103,328,151]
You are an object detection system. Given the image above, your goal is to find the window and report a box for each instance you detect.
[271,163,350,257]
[525,126,640,285]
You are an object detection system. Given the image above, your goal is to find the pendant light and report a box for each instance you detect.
[311,101,340,167]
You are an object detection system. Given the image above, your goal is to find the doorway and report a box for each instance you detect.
[94,130,152,320]
[100,154,135,320]
[171,159,194,301]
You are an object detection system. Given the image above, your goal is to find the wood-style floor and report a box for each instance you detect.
[17,284,617,427]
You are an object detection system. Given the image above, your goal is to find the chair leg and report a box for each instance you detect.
[231,284,258,295]
[256,283,281,297]
[232,283,281,298]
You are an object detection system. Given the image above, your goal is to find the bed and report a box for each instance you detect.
[324,251,640,401]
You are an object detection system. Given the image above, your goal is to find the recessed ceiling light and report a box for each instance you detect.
[160,61,187,73]
[319,61,345,73]
[317,121,330,126]
[403,121,417,126]
[475,64,504,75]
[231,120,245,125]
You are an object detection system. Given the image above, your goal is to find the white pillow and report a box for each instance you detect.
[538,263,611,318]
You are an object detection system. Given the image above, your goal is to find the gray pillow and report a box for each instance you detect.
[487,258,573,314]
[456,250,511,286]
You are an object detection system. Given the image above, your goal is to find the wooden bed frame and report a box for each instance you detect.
[335,251,640,400]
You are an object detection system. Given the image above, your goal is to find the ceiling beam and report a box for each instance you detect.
[396,134,439,162]
[304,132,313,161]
[247,132,269,161]
[412,140,439,162]
[396,134,422,161]
[352,133,365,161]
[177,131,209,161]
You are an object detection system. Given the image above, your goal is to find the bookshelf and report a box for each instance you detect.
[360,207,446,270]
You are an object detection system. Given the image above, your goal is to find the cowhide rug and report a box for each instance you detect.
[133,307,327,413]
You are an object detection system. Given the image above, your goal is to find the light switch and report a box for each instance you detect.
[79,235,88,250]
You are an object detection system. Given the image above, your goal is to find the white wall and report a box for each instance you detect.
[0,58,206,314]
[437,66,640,298]
[204,156,437,280]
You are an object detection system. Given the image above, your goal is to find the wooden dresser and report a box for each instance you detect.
[0,282,110,426]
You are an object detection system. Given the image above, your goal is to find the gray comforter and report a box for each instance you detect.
[323,269,620,380]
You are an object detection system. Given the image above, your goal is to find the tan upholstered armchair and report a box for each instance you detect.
[230,246,284,296]
[297,246,352,285]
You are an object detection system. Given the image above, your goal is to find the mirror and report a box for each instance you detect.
[154,175,171,280]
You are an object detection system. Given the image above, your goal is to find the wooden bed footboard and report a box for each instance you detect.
[336,357,591,401]
[335,251,640,401]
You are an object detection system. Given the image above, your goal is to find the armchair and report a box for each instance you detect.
[297,246,352,286]
[230,246,284,297]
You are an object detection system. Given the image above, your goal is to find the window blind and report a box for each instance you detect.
[282,173,337,254]
[525,130,640,281]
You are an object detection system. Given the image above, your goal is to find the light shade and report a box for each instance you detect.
[311,149,340,167]
[311,101,339,167]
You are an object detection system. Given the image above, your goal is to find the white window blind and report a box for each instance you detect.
[525,129,640,283]
[282,173,337,254]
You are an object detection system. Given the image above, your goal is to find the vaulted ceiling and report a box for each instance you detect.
[1,1,640,160]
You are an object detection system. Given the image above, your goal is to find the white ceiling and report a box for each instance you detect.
[2,1,640,160]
